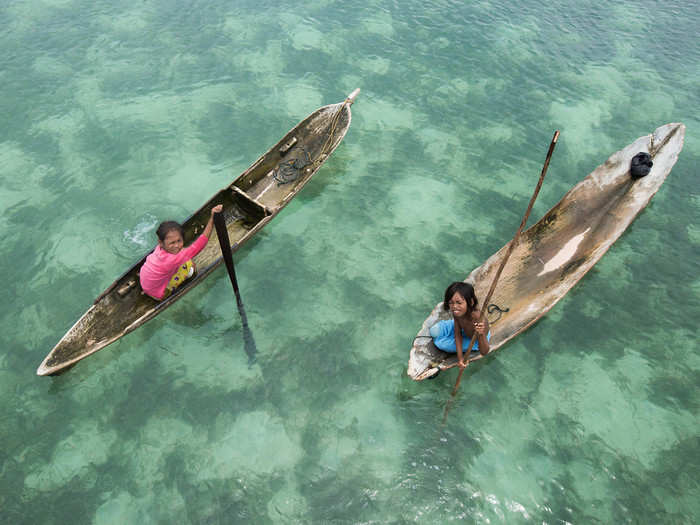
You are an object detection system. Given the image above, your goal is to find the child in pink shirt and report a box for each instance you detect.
[140,205,223,300]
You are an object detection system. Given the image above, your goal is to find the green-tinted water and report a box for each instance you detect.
[2,0,698,523]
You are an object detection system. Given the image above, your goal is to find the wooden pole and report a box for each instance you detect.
[213,212,258,364]
[450,130,560,396]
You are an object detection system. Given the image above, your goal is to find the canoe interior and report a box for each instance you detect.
[39,99,353,375]
[407,123,685,380]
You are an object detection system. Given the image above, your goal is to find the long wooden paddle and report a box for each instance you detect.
[213,212,258,364]
[448,130,560,399]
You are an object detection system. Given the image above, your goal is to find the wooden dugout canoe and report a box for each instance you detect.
[37,89,360,376]
[407,122,685,381]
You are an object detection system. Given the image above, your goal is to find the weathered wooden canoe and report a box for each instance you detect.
[38,89,360,376]
[407,123,685,381]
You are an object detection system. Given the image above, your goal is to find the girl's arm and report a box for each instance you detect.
[202,205,224,238]
[474,313,490,355]
[175,205,225,264]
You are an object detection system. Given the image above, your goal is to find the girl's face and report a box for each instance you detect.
[160,230,184,254]
[448,292,468,317]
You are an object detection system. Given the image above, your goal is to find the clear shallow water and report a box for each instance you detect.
[1,0,698,523]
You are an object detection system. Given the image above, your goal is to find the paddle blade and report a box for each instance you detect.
[213,212,239,293]
[212,211,258,365]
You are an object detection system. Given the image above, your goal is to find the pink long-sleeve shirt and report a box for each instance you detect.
[139,234,209,299]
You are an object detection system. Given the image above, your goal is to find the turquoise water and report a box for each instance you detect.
[2,0,698,522]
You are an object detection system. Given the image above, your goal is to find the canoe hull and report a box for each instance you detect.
[38,90,360,376]
[408,123,685,380]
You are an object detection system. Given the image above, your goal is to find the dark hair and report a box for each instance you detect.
[156,221,184,242]
[442,281,478,312]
